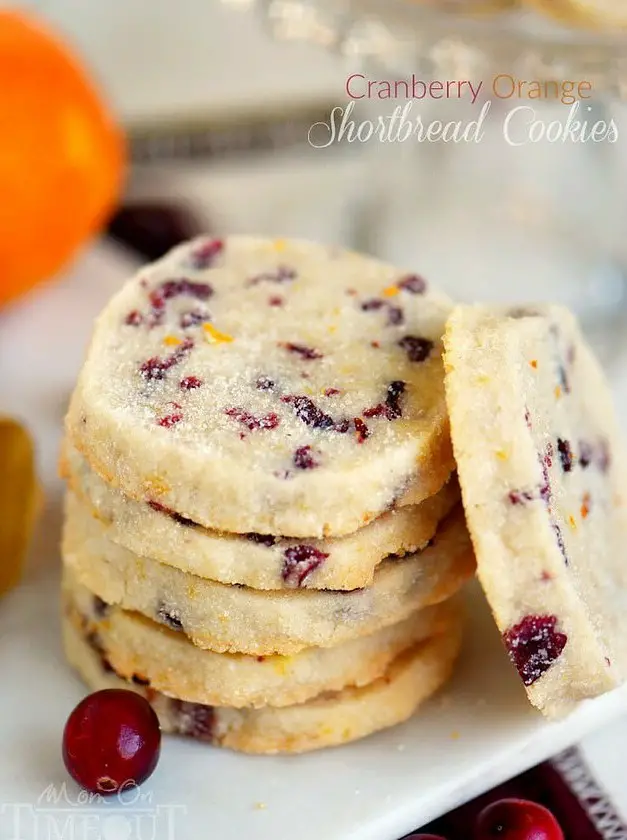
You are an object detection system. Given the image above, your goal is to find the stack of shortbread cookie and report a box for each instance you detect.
[60,236,476,754]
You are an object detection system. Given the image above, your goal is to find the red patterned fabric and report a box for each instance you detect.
[416,749,627,839]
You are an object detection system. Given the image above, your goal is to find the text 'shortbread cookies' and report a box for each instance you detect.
[62,446,459,591]
[63,495,475,655]
[444,304,627,717]
[65,236,454,537]
[63,612,462,754]
[64,570,458,709]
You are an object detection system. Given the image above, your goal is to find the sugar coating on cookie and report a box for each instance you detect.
[444,304,627,717]
[62,493,475,655]
[63,612,462,754]
[65,237,454,537]
[63,445,459,591]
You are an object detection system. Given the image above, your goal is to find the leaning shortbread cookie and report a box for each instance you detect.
[63,613,462,754]
[64,570,458,708]
[444,305,627,717]
[63,497,474,655]
[65,236,454,538]
[63,445,459,590]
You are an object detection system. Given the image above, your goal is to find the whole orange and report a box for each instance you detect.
[0,11,126,307]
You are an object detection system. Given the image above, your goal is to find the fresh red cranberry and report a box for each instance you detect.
[280,342,323,360]
[398,335,434,363]
[475,798,564,840]
[503,615,567,686]
[398,274,427,294]
[268,295,284,307]
[63,689,161,795]
[324,387,340,397]
[282,545,329,586]
[404,835,447,840]
[180,376,202,390]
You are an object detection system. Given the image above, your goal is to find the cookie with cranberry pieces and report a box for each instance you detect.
[444,304,627,717]
[63,568,459,709]
[62,444,459,591]
[63,609,462,754]
[62,493,474,656]
[65,236,454,538]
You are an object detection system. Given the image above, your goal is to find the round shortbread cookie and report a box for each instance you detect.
[444,304,627,718]
[524,0,627,29]
[62,495,474,655]
[62,445,459,591]
[63,613,462,754]
[63,570,458,709]
[64,236,454,538]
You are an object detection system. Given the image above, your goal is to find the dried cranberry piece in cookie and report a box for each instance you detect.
[171,699,215,741]
[363,380,406,421]
[280,342,323,361]
[557,439,573,472]
[156,278,213,302]
[397,274,427,294]
[249,265,297,285]
[503,615,567,686]
[245,532,277,547]
[224,408,280,432]
[157,604,184,631]
[281,395,337,431]
[180,376,202,390]
[188,238,224,269]
[293,446,319,470]
[354,418,370,444]
[180,309,210,329]
[398,335,433,363]
[139,338,194,381]
[282,545,329,587]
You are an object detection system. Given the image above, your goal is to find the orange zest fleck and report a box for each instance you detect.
[163,335,181,347]
[530,359,538,369]
[568,514,577,530]
[382,285,399,297]
[581,493,591,519]
[554,386,562,399]
[203,323,234,344]
[495,449,509,461]
[273,239,286,252]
